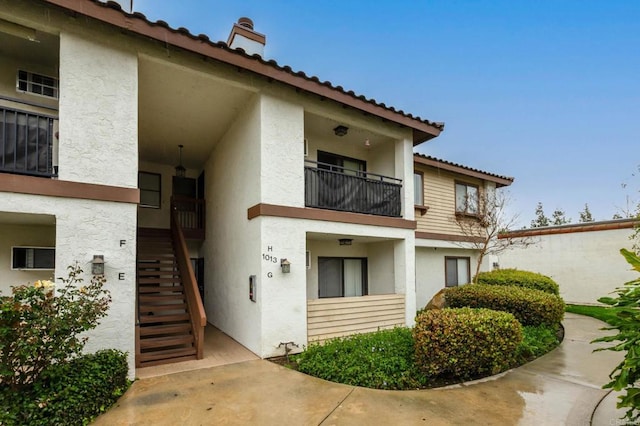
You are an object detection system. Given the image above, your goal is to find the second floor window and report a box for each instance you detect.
[17,70,59,99]
[139,171,161,208]
[414,172,424,206]
[455,182,479,215]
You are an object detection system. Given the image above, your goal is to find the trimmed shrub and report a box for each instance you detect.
[446,284,565,326]
[1,349,130,425]
[294,327,424,389]
[476,269,560,295]
[413,308,523,378]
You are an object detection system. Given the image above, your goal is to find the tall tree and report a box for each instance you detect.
[530,202,550,228]
[551,208,571,225]
[579,204,595,223]
[455,190,536,283]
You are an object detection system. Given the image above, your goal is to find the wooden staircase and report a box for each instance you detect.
[136,228,197,367]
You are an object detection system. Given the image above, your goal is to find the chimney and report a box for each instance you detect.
[227,17,266,57]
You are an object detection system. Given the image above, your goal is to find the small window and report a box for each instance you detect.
[455,182,479,215]
[445,256,470,287]
[17,70,59,99]
[414,172,424,206]
[139,172,161,208]
[12,247,55,270]
[304,138,309,157]
[306,251,311,269]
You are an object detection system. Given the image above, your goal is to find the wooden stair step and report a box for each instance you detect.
[138,262,176,268]
[139,323,192,336]
[137,270,179,277]
[140,334,194,350]
[139,294,185,303]
[139,313,190,324]
[139,303,187,313]
[138,277,182,284]
[138,285,184,294]
[138,348,197,364]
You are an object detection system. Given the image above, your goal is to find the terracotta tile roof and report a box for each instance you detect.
[414,153,514,187]
[41,0,444,144]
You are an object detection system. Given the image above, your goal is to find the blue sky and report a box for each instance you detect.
[129,0,639,227]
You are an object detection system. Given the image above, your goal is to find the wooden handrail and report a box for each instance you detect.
[170,207,206,359]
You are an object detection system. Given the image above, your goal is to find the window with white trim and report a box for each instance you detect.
[414,172,424,206]
[445,256,470,287]
[17,70,59,99]
[455,182,479,215]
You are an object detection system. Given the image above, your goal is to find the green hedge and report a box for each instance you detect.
[476,269,560,295]
[446,284,565,326]
[1,350,130,426]
[413,308,523,378]
[294,327,424,389]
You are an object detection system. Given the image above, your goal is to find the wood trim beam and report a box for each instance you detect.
[248,203,416,229]
[0,174,139,204]
[500,220,638,238]
[415,231,484,243]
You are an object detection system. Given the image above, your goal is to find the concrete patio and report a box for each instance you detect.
[93,314,626,425]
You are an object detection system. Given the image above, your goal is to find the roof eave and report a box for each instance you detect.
[414,155,514,187]
[40,0,444,139]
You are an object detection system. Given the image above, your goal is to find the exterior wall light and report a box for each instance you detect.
[333,125,348,137]
[339,238,353,246]
[280,258,291,273]
[91,255,105,275]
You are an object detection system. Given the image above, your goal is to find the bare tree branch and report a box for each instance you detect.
[453,189,536,283]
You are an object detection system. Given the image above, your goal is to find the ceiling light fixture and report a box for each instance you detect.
[339,238,353,246]
[175,144,186,177]
[333,125,348,137]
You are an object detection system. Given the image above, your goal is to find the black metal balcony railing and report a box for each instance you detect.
[304,160,402,217]
[0,106,56,177]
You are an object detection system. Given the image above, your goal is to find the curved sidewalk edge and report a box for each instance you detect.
[93,313,624,426]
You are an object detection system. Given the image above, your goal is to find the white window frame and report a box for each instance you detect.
[414,172,424,206]
[11,246,55,270]
[455,182,479,215]
[16,70,59,99]
[444,256,471,287]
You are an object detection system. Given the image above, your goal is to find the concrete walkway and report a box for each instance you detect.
[93,314,625,425]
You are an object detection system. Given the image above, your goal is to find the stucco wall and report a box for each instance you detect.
[203,94,262,356]
[366,241,395,295]
[497,225,638,304]
[0,222,56,294]
[0,193,137,376]
[260,95,305,208]
[58,32,138,188]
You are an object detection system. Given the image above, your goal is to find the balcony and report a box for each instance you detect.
[304,160,402,217]
[0,106,56,177]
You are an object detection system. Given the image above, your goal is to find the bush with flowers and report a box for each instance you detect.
[0,264,111,389]
[1,264,129,425]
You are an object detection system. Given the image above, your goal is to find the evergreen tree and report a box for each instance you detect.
[579,204,595,223]
[552,208,571,225]
[530,202,550,228]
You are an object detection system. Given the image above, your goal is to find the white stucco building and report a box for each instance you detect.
[0,0,511,377]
